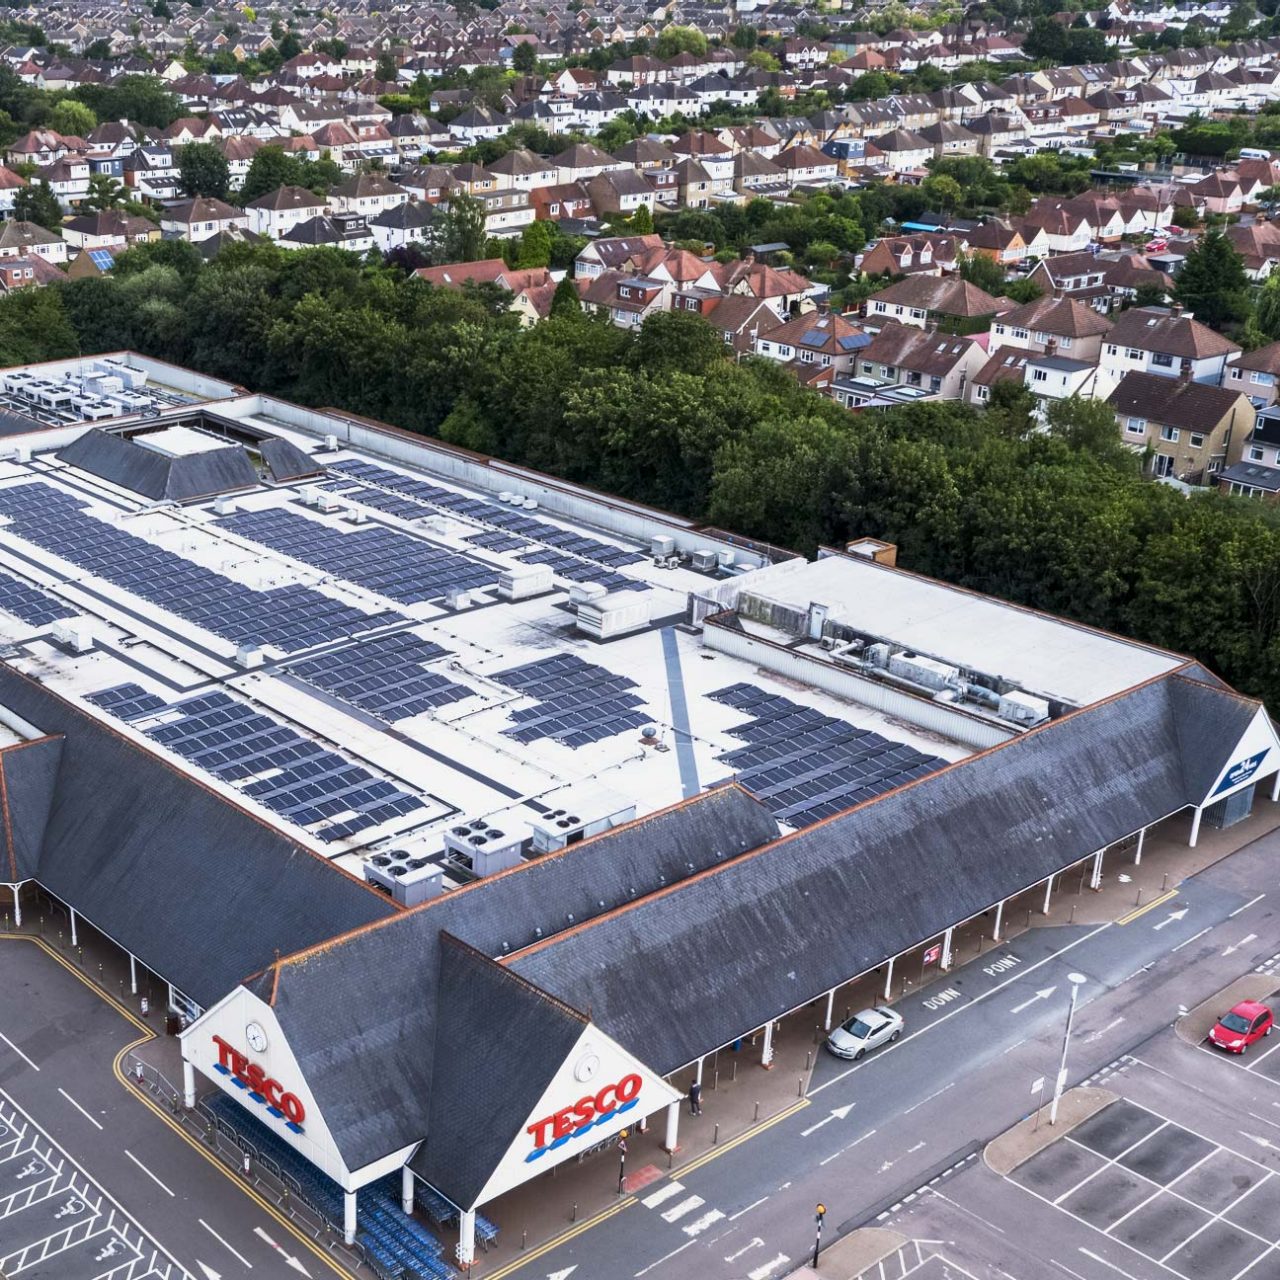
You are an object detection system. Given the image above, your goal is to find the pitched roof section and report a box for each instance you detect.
[0,736,62,884]
[56,429,260,502]
[1105,306,1241,359]
[1107,371,1251,432]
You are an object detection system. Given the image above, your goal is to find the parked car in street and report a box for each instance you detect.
[1208,1000,1273,1053]
[826,1006,904,1060]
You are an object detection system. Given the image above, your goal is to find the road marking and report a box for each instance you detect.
[820,1128,877,1166]
[1222,933,1258,956]
[1010,987,1056,1015]
[801,1104,852,1137]
[903,1082,955,1115]
[1230,894,1266,918]
[725,1238,764,1261]
[1171,927,1211,953]
[641,1183,686,1209]
[1115,889,1177,926]
[728,1199,768,1222]
[811,922,1113,1097]
[924,1187,1005,1234]
[56,1088,102,1130]
[486,1200,633,1280]
[1152,908,1188,932]
[253,1226,312,1276]
[200,1218,253,1268]
[682,1209,725,1236]
[1079,1249,1143,1280]
[635,1240,695,1277]
[124,1149,174,1197]
[0,1033,38,1072]
[676,1098,809,1176]
[660,1195,704,1223]
[747,1252,789,1280]
[1084,1017,1125,1043]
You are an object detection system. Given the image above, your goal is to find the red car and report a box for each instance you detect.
[1209,1001,1274,1053]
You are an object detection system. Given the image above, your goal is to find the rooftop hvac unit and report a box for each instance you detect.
[522,498,539,510]
[316,492,339,513]
[364,852,444,905]
[343,508,367,525]
[499,491,514,503]
[651,535,675,559]
[13,446,30,464]
[998,689,1051,727]
[323,434,339,451]
[865,642,892,668]
[300,488,321,508]
[691,549,717,572]
[235,643,264,669]
[575,589,652,640]
[50,619,93,654]
[214,495,236,516]
[717,549,735,568]
[569,581,608,605]
[887,651,959,692]
[529,788,636,854]
[443,819,527,876]
[445,588,470,610]
[820,635,837,651]
[498,565,554,600]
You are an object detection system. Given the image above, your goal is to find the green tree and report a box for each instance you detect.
[1174,226,1250,330]
[375,52,398,82]
[654,24,708,57]
[13,180,62,230]
[1022,16,1069,61]
[549,275,581,318]
[83,37,113,60]
[48,98,95,137]
[82,173,125,211]
[511,41,537,74]
[239,145,301,202]
[514,219,553,269]
[1046,395,1133,469]
[179,141,230,199]
[439,193,488,263]
[629,203,654,235]
[278,30,301,61]
[957,251,1007,295]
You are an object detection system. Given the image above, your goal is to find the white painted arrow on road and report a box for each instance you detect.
[1153,909,1188,931]
[725,1239,763,1263]
[252,1228,311,1276]
[1010,987,1056,1015]
[1241,1131,1275,1150]
[1224,933,1258,956]
[800,1104,853,1137]
[197,1265,222,1280]
[548,1268,578,1280]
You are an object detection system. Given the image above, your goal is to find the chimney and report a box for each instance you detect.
[1171,302,1184,319]
[1045,338,1058,357]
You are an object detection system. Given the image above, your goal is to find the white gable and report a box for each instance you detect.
[1203,705,1280,806]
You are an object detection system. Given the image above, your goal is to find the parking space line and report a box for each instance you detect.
[1246,1037,1280,1067]
[0,1034,38,1073]
[200,1217,253,1268]
[1118,1086,1273,1172]
[1058,1122,1170,1205]
[56,1088,103,1131]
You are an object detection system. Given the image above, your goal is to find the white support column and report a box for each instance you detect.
[69,907,77,948]
[761,1020,775,1069]
[823,988,835,1031]
[1189,806,1203,848]
[401,1166,414,1215]
[182,1060,195,1109]
[129,954,137,995]
[11,885,19,928]
[884,956,895,1001]
[941,926,954,971]
[167,983,176,1012]
[343,1190,357,1246]
[992,899,1004,943]
[1272,771,1280,803]
[1089,849,1104,891]
[1042,875,1054,915]
[458,1209,476,1269]
[663,1099,680,1153]
[694,1056,704,1087]
[1134,827,1146,866]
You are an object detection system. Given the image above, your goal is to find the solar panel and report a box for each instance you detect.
[492,654,649,747]
[0,569,75,626]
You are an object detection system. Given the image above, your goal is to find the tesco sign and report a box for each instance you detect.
[524,1073,641,1163]
[212,1035,306,1132]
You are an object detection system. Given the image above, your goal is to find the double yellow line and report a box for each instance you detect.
[1115,888,1178,926]
[2,932,355,1279]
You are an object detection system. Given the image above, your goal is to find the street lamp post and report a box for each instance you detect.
[812,1203,826,1268]
[1049,973,1088,1125]
[617,1130,628,1196]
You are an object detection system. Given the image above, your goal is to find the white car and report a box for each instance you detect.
[826,1007,904,1061]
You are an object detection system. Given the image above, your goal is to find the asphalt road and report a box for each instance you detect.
[0,937,347,1280]
[521,827,1280,1280]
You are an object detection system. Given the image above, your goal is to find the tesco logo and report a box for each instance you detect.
[525,1074,641,1162]
[212,1035,306,1132]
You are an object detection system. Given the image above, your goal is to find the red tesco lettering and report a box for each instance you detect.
[527,1073,642,1150]
[212,1035,306,1127]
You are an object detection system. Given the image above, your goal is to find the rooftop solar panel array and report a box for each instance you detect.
[289,632,472,721]
[708,683,947,828]
[329,459,647,572]
[516,548,647,594]
[215,508,495,606]
[0,483,398,652]
[85,682,167,721]
[0,568,74,626]
[493,653,650,748]
[90,687,424,842]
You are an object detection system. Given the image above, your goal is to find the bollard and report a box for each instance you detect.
[798,1077,804,1098]
[713,1124,719,1145]
[57,929,62,947]
[754,1101,760,1122]
[521,1228,527,1251]
[805,1051,812,1072]
[1162,873,1169,892]
[571,1203,577,1223]
[1026,908,1033,930]
[98,963,103,982]
[1135,887,1143,908]
[1069,905,1076,925]
[976,934,983,955]
[668,1149,673,1169]
[712,1068,719,1092]
[731,1060,738,1083]
[77,946,83,965]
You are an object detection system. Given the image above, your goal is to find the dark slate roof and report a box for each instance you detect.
[509,671,1249,1075]
[410,935,587,1207]
[57,429,260,502]
[0,666,395,1005]
[264,787,778,1173]
[260,435,321,483]
[0,736,62,883]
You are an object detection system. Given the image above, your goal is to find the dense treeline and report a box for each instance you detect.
[10,238,1280,709]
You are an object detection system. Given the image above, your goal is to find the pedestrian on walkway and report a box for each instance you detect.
[689,1080,702,1116]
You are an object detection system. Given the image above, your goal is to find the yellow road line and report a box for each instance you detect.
[1115,889,1178,926]
[2,933,355,1279]
[481,1197,635,1279]
[677,1097,811,1178]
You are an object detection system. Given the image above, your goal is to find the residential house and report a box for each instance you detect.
[865,276,1004,334]
[988,295,1113,362]
[851,319,987,399]
[328,172,409,217]
[245,185,329,240]
[159,197,249,243]
[752,309,871,378]
[1224,341,1280,407]
[279,212,374,253]
[1100,305,1240,385]
[580,269,668,329]
[0,219,65,264]
[61,209,157,250]
[370,202,435,255]
[1219,407,1280,498]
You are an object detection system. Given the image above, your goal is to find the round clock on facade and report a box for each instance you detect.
[573,1050,600,1083]
[245,1022,268,1054]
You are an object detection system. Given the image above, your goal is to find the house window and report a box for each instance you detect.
[1253,371,1270,384]
[1152,352,1174,368]
[1208,458,1221,473]
[976,385,990,400]
[910,308,926,320]
[1058,336,1072,349]
[1160,425,1179,442]
[1232,366,1243,379]
[800,349,814,363]
[1190,433,1205,449]
[1107,344,1118,355]
[861,362,874,375]
[994,324,1006,336]
[1126,417,1146,434]
[873,302,887,313]
[929,376,942,392]
[1013,328,1029,340]
[1251,446,1265,461]
[1126,348,1142,360]
[1033,369,1048,382]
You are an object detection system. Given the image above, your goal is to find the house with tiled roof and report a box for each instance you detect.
[1100,305,1240,386]
[752,308,871,377]
[851,320,988,400]
[989,295,1113,362]
[866,275,1005,335]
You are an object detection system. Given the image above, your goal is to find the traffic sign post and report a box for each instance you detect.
[812,1203,825,1268]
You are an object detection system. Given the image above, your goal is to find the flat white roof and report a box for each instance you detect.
[730,555,1184,708]
[133,424,234,458]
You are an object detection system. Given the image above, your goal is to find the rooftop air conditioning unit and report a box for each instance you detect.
[499,491,514,503]
[214,495,236,516]
[323,434,338,451]
[51,619,93,654]
[343,508,367,525]
[998,690,1051,727]
[445,588,470,610]
[651,535,675,559]
[316,492,339,513]
[691,549,717,572]
[443,820,527,876]
[498,565,554,600]
[235,643,264,669]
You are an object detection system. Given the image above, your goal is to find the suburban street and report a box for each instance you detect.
[514,827,1280,1280]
